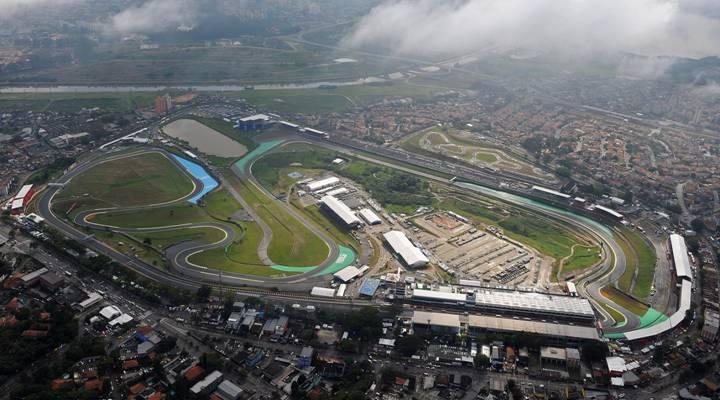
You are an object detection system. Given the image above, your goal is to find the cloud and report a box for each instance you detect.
[0,0,82,18]
[106,0,202,36]
[341,0,720,59]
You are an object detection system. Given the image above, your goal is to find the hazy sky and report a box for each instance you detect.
[341,0,720,59]
[107,0,201,35]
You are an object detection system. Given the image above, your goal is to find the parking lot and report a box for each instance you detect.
[411,212,538,285]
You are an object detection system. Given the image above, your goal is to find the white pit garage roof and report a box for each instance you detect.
[326,187,349,197]
[321,195,361,226]
[308,177,340,192]
[670,234,692,281]
[333,265,361,282]
[383,230,429,268]
[412,289,467,303]
[310,287,336,297]
[359,208,381,225]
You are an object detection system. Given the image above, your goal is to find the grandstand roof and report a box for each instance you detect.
[594,205,623,219]
[15,184,33,200]
[321,195,361,226]
[670,234,692,280]
[532,185,571,199]
[383,231,429,268]
[473,289,595,317]
[412,289,467,303]
[468,314,600,341]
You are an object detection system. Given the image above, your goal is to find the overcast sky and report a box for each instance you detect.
[341,0,720,59]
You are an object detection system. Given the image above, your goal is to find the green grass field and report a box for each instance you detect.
[562,245,602,275]
[227,173,329,266]
[0,92,156,112]
[437,194,598,273]
[616,228,657,299]
[224,82,442,114]
[53,152,194,214]
[601,285,649,316]
[597,301,627,326]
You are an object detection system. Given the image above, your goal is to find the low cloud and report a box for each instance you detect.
[341,0,720,59]
[106,0,202,36]
[0,0,82,18]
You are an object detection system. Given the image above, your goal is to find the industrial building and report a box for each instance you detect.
[190,370,223,396]
[333,265,362,283]
[411,311,462,335]
[359,208,382,225]
[383,230,429,268]
[3,184,34,215]
[307,177,340,192]
[77,293,103,311]
[235,114,272,131]
[320,195,361,228]
[411,311,601,343]
[410,287,596,323]
[50,132,90,148]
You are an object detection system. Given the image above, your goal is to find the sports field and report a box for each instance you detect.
[53,152,194,214]
[561,245,602,275]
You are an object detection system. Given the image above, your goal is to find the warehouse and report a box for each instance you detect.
[359,208,382,225]
[320,195,361,228]
[99,305,122,320]
[77,293,103,311]
[333,265,362,282]
[310,287,336,298]
[383,230,429,268]
[412,311,461,334]
[669,234,692,281]
[326,187,349,197]
[306,177,340,192]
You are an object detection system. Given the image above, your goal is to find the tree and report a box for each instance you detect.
[475,354,490,369]
[395,335,425,357]
[581,341,609,362]
[196,285,212,302]
[690,218,706,233]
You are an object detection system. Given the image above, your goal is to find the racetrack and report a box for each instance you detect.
[36,145,344,289]
[35,115,656,335]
